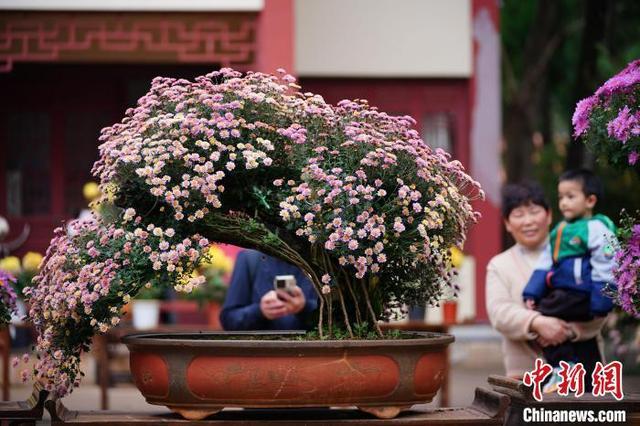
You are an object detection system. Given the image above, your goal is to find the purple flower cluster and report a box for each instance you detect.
[572,59,640,167]
[613,224,640,318]
[572,96,598,137]
[572,59,640,315]
[573,60,640,316]
[0,270,18,326]
[595,60,640,98]
[607,106,640,145]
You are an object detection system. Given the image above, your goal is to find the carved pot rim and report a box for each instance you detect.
[121,330,455,349]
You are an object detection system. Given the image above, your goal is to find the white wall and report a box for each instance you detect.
[295,0,472,77]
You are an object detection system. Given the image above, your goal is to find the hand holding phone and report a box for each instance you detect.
[273,275,305,315]
[274,275,297,295]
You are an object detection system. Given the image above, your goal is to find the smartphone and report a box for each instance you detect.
[274,275,297,295]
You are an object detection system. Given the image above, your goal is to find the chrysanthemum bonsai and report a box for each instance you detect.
[27,68,482,396]
[573,59,640,317]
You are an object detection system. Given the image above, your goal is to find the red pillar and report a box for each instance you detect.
[256,0,294,75]
[468,0,501,322]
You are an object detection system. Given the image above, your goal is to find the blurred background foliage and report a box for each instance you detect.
[502,1,640,368]
[533,139,640,225]
[502,0,640,221]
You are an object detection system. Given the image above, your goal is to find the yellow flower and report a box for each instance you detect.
[178,270,200,286]
[82,182,101,202]
[22,251,43,272]
[450,247,464,269]
[0,256,21,274]
[203,246,234,274]
[98,182,119,203]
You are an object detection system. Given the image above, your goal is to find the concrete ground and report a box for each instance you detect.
[5,325,639,419]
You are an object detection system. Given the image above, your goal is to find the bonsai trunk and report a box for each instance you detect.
[201,214,383,338]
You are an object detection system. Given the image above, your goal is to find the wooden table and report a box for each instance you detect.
[0,382,48,425]
[0,322,36,401]
[5,375,639,425]
[0,327,10,401]
[45,386,508,425]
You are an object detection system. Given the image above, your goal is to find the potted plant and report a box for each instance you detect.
[26,69,483,418]
[572,59,640,318]
[130,283,164,330]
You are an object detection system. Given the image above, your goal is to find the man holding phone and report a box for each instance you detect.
[220,250,318,330]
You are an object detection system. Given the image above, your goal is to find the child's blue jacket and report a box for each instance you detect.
[522,214,617,316]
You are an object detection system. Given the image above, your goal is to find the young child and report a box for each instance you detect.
[523,169,616,392]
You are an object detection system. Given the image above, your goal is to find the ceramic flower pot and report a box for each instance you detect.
[122,331,453,420]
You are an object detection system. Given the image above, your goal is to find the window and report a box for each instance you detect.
[5,112,51,215]
[64,111,112,217]
[422,112,453,154]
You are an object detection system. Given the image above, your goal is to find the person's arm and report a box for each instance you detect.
[587,220,617,316]
[220,251,267,331]
[522,247,553,304]
[486,260,540,341]
[568,316,607,341]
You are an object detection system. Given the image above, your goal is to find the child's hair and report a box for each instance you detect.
[559,169,603,200]
[501,181,550,218]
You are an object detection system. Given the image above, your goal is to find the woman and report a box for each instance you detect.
[486,182,606,379]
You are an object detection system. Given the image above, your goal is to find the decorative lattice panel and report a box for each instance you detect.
[0,12,257,72]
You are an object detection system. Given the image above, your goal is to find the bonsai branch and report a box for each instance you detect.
[359,278,383,337]
[203,214,328,338]
[319,248,353,338]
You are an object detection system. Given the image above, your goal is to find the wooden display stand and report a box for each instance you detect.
[0,382,48,425]
[44,386,507,425]
[2,375,640,425]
